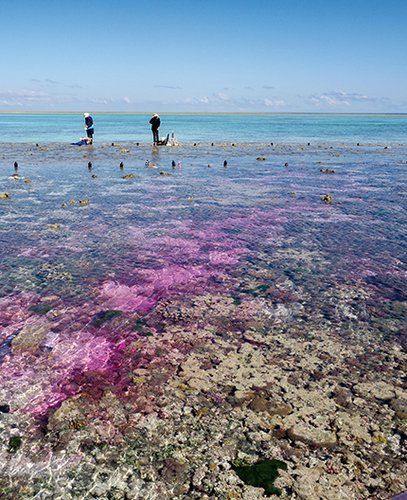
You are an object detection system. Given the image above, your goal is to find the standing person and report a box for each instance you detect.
[84,113,94,143]
[149,113,160,145]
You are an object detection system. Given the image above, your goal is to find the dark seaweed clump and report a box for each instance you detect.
[91,310,123,327]
[8,436,22,453]
[231,459,288,496]
[30,303,52,315]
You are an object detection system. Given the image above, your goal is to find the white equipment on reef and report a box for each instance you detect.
[168,132,178,146]
[157,132,178,146]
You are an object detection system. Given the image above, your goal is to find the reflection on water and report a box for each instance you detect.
[0,142,406,498]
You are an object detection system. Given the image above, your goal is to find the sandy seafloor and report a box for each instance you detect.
[0,141,406,499]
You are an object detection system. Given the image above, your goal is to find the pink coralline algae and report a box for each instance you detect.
[100,214,262,313]
[0,292,40,328]
[0,323,116,416]
[100,281,157,313]
[147,236,202,257]
[0,208,289,420]
[0,212,271,419]
[101,264,227,313]
[208,250,246,266]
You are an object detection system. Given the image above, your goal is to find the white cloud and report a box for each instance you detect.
[184,96,210,104]
[0,90,49,99]
[0,89,51,106]
[264,98,285,107]
[181,91,287,110]
[31,78,60,85]
[89,97,114,105]
[309,91,375,106]
[213,92,230,101]
[152,85,182,89]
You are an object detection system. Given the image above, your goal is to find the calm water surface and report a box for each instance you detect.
[0,113,407,143]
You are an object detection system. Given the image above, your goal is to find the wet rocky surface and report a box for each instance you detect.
[0,143,406,499]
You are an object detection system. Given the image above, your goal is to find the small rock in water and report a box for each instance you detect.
[321,193,334,204]
[0,404,10,413]
[288,424,337,448]
[12,323,51,353]
[391,398,407,418]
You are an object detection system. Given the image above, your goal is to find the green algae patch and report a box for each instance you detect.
[91,310,123,327]
[8,436,22,453]
[231,459,287,496]
[241,284,270,296]
[232,296,242,305]
[141,331,154,337]
[30,302,52,315]
[132,318,147,331]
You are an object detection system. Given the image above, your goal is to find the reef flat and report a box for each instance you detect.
[0,142,406,499]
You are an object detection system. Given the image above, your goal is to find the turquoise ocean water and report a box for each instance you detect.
[0,113,406,143]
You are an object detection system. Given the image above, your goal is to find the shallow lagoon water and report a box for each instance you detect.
[0,141,406,498]
[1,112,407,143]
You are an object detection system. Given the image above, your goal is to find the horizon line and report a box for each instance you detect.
[0,111,407,116]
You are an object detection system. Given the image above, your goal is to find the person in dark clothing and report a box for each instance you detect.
[84,113,94,143]
[149,113,160,145]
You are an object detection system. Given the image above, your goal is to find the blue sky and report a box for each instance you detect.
[1,0,406,112]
